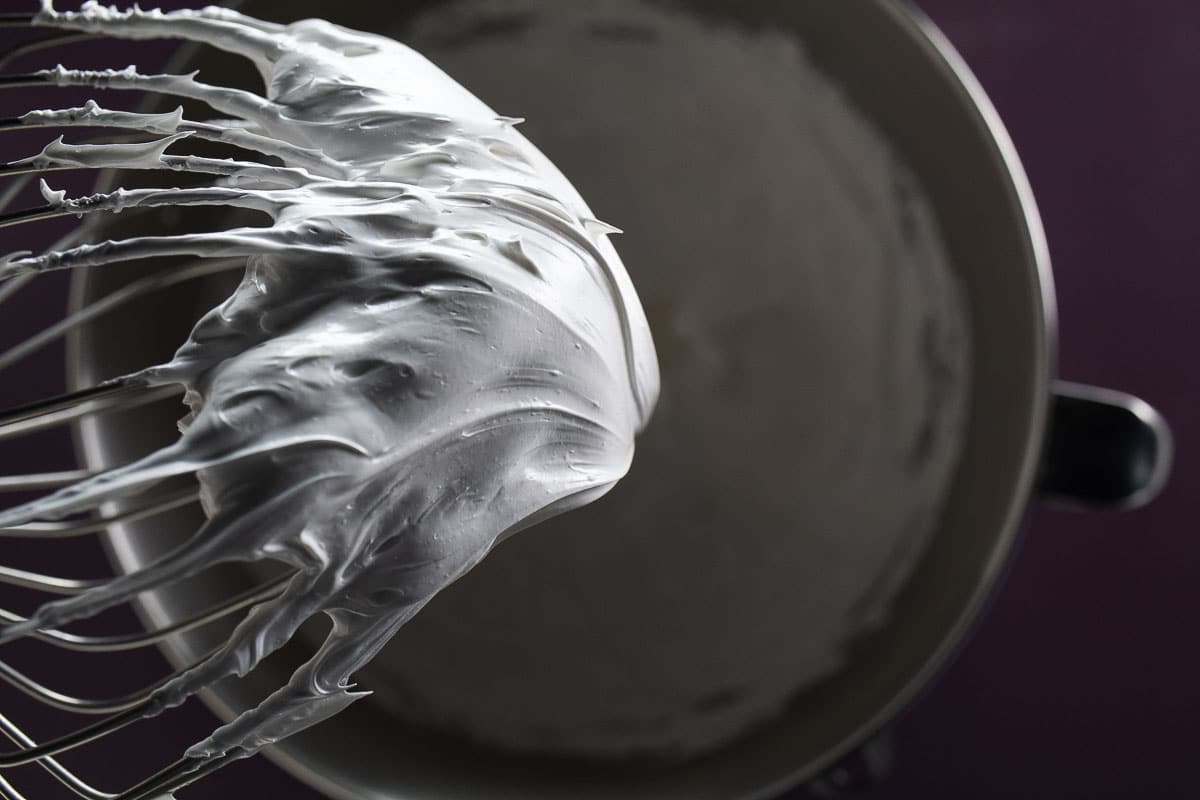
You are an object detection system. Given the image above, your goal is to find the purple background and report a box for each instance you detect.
[872,2,1198,798]
[0,1,1196,798]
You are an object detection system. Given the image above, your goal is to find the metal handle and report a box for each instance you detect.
[1035,380,1172,509]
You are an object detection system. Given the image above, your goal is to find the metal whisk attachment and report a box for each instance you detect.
[0,1,659,797]
[0,10,300,800]
[0,4,419,798]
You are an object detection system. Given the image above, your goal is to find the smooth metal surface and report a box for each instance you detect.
[69,1,1060,798]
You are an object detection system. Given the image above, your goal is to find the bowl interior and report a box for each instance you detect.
[69,1,1051,798]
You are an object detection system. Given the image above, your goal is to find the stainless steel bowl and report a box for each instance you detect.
[67,1,1169,798]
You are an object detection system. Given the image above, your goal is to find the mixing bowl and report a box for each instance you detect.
[67,1,1170,797]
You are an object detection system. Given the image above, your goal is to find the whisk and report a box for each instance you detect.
[0,2,659,798]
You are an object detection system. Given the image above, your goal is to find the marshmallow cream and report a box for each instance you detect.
[0,0,657,765]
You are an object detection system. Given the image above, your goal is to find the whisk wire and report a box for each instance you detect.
[0,565,104,596]
[0,68,278,125]
[0,74,47,90]
[0,572,295,790]
[0,108,339,175]
[2,571,293,653]
[0,204,56,228]
[1,186,286,228]
[116,753,238,800]
[0,469,95,493]
[0,32,101,71]
[0,698,160,768]
[0,709,116,800]
[1,226,293,281]
[0,200,87,311]
[0,382,182,442]
[0,486,199,537]
[0,569,296,714]
[0,257,243,376]
[0,695,164,770]
[0,655,169,715]
[0,14,36,28]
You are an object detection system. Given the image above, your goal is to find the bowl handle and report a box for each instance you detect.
[1034,380,1172,509]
